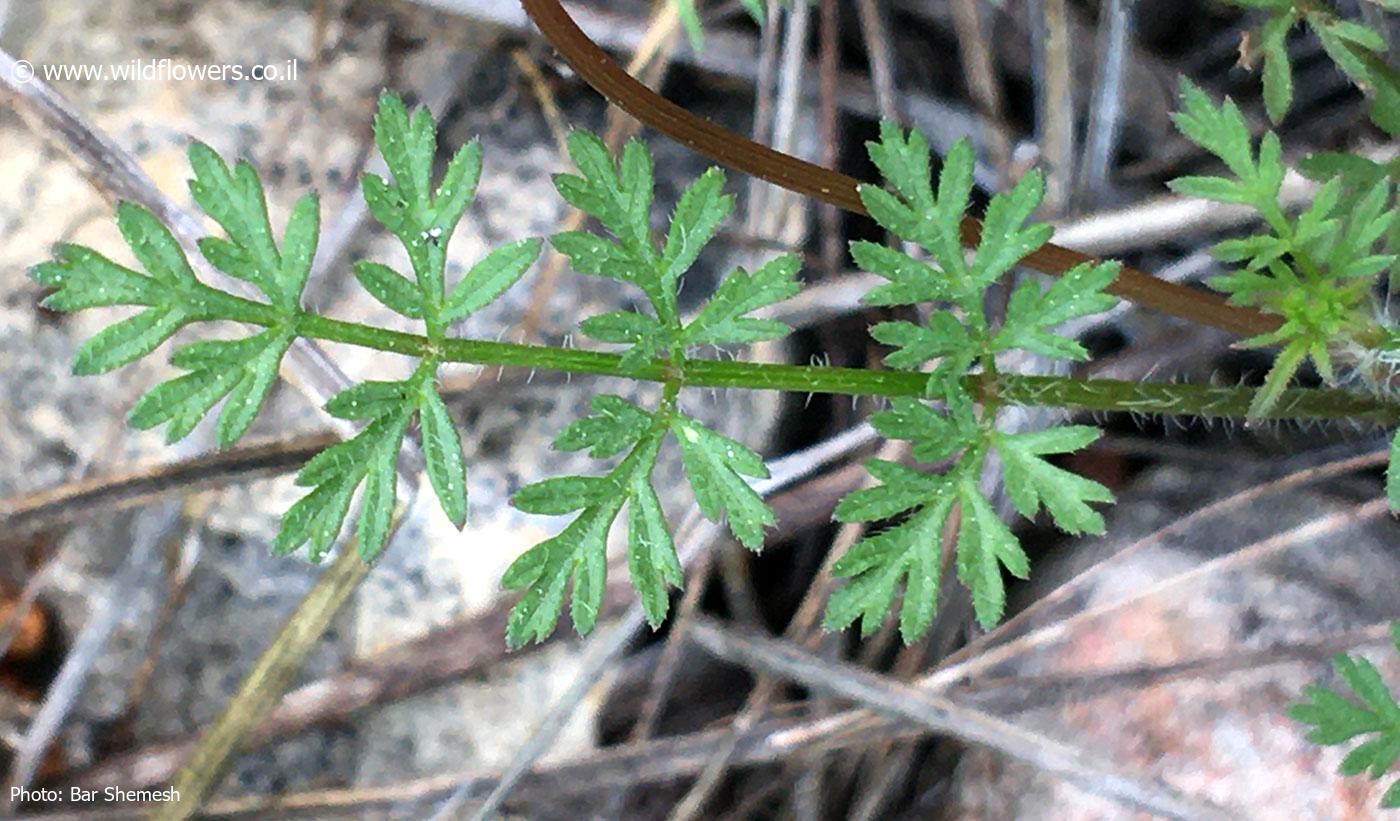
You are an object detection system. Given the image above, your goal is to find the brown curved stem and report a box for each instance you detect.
[521,0,1280,339]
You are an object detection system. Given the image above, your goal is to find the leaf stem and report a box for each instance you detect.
[288,313,1400,424]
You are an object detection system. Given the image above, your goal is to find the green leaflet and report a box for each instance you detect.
[418,380,468,529]
[675,0,705,51]
[117,201,199,290]
[662,168,733,285]
[129,328,294,447]
[1258,11,1294,124]
[833,460,944,523]
[993,427,1114,536]
[955,478,1029,629]
[281,358,463,562]
[994,262,1120,361]
[493,133,803,641]
[553,395,653,459]
[680,254,801,347]
[442,238,543,324]
[37,201,227,378]
[852,241,953,306]
[73,307,188,376]
[513,475,618,515]
[36,153,315,433]
[870,316,971,372]
[354,261,423,319]
[30,244,163,312]
[503,432,666,646]
[1170,79,1286,211]
[825,496,951,643]
[671,417,773,551]
[828,124,1114,642]
[551,131,797,366]
[1289,624,1400,810]
[188,142,319,312]
[627,470,682,629]
[502,500,618,646]
[279,403,413,563]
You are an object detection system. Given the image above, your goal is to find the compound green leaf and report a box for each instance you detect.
[442,238,542,324]
[553,395,654,458]
[73,307,186,375]
[994,426,1113,535]
[628,470,682,628]
[672,417,773,550]
[419,381,468,528]
[681,254,800,347]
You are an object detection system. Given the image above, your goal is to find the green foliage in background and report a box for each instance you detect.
[1169,78,1396,419]
[1290,625,1400,808]
[1226,0,1400,132]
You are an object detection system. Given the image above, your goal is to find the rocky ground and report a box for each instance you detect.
[1,0,1398,818]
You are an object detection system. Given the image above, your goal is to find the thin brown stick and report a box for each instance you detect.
[686,617,1229,820]
[817,0,841,277]
[0,435,337,537]
[1030,0,1074,212]
[853,0,898,123]
[511,47,571,155]
[949,0,1010,174]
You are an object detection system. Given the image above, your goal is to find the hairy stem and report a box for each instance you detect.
[288,313,1400,423]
